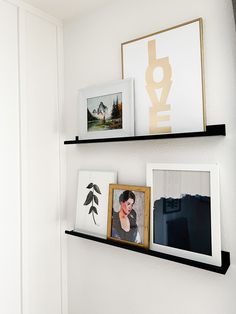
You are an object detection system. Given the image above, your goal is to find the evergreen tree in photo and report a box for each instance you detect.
[111,96,121,120]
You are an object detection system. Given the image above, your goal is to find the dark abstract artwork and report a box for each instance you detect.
[153,194,212,255]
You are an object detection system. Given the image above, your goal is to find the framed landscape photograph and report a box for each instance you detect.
[107,184,150,248]
[78,78,134,140]
[75,170,117,239]
[122,18,205,136]
[146,163,221,266]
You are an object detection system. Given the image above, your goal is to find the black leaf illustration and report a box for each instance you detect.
[83,182,101,225]
[89,206,97,214]
[83,191,93,205]
[93,207,98,215]
[93,194,99,205]
[86,183,93,189]
[93,184,101,194]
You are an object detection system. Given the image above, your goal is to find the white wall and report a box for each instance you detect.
[0,2,21,313]
[20,7,63,314]
[0,1,65,314]
[64,0,236,313]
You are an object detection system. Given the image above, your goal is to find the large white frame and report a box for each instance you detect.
[146,163,221,266]
[78,78,134,140]
[122,19,205,136]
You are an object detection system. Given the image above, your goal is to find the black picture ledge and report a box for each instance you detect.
[64,124,226,145]
[65,230,230,274]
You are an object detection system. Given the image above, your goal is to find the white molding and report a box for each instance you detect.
[56,24,69,314]
[18,6,65,314]
[17,6,24,314]
[4,0,63,26]
[18,7,30,314]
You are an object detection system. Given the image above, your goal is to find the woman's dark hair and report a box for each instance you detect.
[119,190,135,204]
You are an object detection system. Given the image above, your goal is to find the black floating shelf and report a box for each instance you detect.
[64,124,226,145]
[65,230,230,274]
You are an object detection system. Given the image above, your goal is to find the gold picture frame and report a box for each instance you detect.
[121,18,206,136]
[107,184,150,248]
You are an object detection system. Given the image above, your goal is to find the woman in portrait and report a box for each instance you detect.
[112,190,141,243]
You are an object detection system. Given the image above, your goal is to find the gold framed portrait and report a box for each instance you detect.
[107,184,150,248]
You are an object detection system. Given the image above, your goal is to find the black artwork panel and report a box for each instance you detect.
[153,195,212,256]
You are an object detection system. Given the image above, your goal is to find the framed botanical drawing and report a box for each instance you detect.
[122,18,205,136]
[78,78,134,140]
[146,163,221,266]
[107,184,150,248]
[75,170,117,239]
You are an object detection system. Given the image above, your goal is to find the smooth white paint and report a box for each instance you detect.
[18,0,113,20]
[0,2,21,314]
[64,0,236,313]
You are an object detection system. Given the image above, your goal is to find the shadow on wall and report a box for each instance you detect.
[232,0,236,23]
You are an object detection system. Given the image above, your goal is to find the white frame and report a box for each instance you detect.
[75,170,117,239]
[78,78,134,140]
[122,18,205,136]
[146,163,221,266]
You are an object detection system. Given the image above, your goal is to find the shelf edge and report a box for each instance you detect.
[64,124,226,145]
[65,230,230,274]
